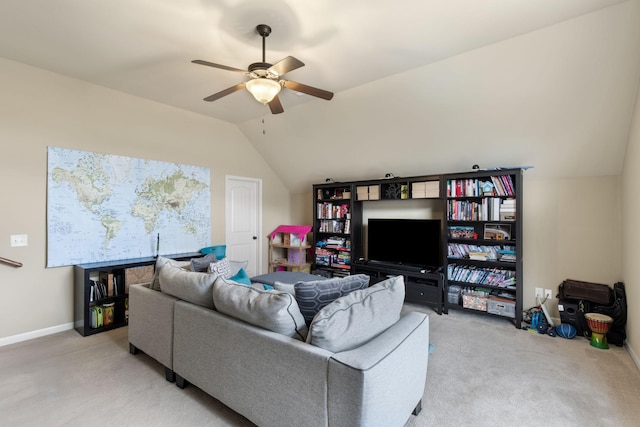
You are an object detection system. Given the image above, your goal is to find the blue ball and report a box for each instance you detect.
[555,323,577,339]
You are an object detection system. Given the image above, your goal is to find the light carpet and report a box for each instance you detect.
[1,303,639,426]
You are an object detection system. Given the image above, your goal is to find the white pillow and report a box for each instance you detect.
[227,260,249,277]
[208,258,232,278]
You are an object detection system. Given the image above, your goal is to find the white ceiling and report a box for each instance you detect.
[1,0,639,194]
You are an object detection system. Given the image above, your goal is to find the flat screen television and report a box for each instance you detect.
[367,218,442,269]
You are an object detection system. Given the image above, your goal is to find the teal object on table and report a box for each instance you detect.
[201,245,226,259]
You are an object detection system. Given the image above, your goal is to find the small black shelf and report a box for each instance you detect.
[74,252,199,337]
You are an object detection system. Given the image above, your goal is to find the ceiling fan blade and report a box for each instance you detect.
[268,56,305,77]
[192,59,246,74]
[268,95,284,114]
[282,80,334,100]
[203,82,246,102]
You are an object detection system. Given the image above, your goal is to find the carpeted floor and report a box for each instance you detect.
[1,303,639,426]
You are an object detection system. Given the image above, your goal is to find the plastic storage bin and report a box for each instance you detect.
[200,245,226,259]
[448,285,462,305]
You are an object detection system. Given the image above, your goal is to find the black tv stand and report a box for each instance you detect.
[353,260,445,314]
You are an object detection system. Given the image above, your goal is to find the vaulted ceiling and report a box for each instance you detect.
[1,0,639,193]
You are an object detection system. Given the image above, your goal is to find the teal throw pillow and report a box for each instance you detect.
[229,267,251,286]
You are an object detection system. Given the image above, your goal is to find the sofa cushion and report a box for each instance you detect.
[294,274,370,325]
[159,261,217,309]
[190,253,217,272]
[306,275,405,352]
[150,256,191,291]
[212,277,308,341]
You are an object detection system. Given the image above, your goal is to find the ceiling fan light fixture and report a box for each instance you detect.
[246,78,281,104]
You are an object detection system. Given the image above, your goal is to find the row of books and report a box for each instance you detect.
[317,219,351,234]
[315,246,351,269]
[89,271,125,301]
[447,175,515,197]
[447,264,516,288]
[447,244,516,261]
[448,225,477,239]
[447,197,515,221]
[316,202,350,220]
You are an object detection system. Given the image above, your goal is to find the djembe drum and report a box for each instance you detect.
[584,313,613,349]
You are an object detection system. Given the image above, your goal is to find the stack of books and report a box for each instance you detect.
[500,198,516,221]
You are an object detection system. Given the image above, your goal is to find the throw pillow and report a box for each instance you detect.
[190,253,217,272]
[159,262,217,309]
[307,275,405,352]
[150,256,190,291]
[273,281,295,295]
[208,258,232,278]
[212,277,308,341]
[228,260,249,277]
[250,271,327,287]
[228,267,251,286]
[294,274,370,325]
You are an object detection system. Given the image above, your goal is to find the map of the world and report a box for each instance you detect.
[47,147,210,267]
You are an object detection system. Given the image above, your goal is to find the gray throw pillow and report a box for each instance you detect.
[212,277,309,341]
[294,274,370,325]
[190,253,217,272]
[307,275,405,352]
[150,256,190,290]
[159,262,217,309]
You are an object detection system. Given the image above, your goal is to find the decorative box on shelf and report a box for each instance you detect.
[462,289,489,311]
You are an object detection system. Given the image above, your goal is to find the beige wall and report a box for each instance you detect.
[622,81,640,361]
[0,58,291,341]
[523,176,622,316]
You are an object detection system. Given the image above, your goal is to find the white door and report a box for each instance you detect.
[225,176,261,276]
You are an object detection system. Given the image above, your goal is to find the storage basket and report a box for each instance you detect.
[462,291,488,311]
[487,297,516,318]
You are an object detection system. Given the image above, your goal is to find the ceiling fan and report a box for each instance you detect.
[192,24,334,114]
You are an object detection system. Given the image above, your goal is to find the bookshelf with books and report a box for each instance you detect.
[73,252,198,337]
[312,183,361,277]
[444,169,523,327]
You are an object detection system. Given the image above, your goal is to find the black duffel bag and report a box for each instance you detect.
[558,279,612,305]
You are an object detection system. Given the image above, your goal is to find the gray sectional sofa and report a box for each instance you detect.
[128,257,430,427]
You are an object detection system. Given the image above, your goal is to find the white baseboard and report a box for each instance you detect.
[627,341,640,372]
[0,322,74,347]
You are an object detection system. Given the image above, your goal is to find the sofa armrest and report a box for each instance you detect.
[128,283,179,376]
[327,311,430,427]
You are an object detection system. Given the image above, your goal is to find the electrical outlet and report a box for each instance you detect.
[544,289,553,299]
[10,234,28,247]
[535,287,543,298]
